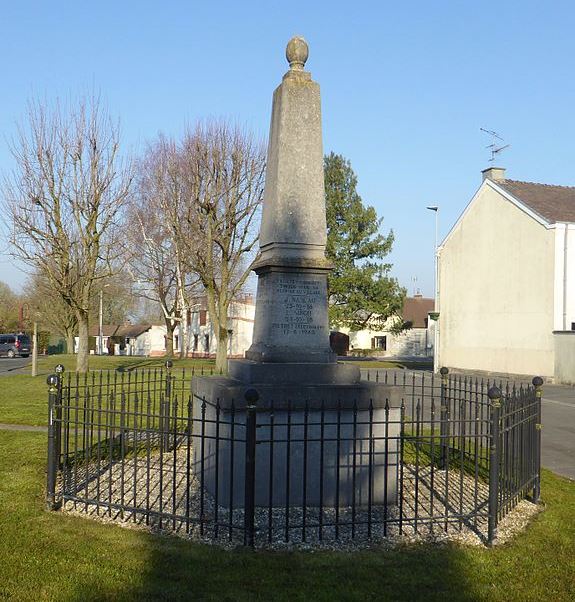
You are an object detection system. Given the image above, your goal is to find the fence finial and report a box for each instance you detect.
[47,374,59,389]
[488,386,502,404]
[244,388,259,407]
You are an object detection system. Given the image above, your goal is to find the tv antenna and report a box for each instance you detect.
[480,128,510,162]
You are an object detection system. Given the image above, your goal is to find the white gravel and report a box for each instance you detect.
[60,446,542,550]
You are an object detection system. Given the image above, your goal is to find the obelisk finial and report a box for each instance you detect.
[286,36,309,70]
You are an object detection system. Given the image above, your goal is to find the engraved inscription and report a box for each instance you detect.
[270,277,325,337]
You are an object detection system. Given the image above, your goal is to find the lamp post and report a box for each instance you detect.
[98,289,104,355]
[32,321,38,377]
[98,284,111,355]
[426,206,439,299]
[426,205,439,371]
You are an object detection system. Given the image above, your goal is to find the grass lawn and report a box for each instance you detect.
[0,355,215,427]
[344,360,403,369]
[0,355,406,427]
[0,429,574,601]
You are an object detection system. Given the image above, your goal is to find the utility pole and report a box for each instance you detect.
[426,205,440,371]
[99,289,104,355]
[32,321,38,377]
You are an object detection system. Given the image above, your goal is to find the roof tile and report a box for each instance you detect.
[497,179,575,223]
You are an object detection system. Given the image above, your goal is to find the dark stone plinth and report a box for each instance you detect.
[192,372,402,508]
[192,372,401,410]
[229,359,360,386]
[192,394,400,508]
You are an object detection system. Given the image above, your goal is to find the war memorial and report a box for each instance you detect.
[192,36,401,507]
[45,37,542,551]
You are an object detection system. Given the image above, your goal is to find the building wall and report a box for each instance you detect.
[439,184,556,377]
[344,322,434,357]
[553,332,575,384]
[132,325,167,356]
[186,301,255,358]
[553,223,575,331]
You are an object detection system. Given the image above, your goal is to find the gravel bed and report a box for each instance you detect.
[60,446,542,550]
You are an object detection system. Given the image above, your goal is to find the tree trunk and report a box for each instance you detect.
[66,331,75,355]
[213,296,230,374]
[76,310,90,372]
[215,324,229,374]
[164,319,175,357]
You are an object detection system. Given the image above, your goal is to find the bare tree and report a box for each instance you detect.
[2,97,133,372]
[24,272,77,352]
[128,142,180,357]
[130,137,200,358]
[180,121,265,372]
[0,281,21,332]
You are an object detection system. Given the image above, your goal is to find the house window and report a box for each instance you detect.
[372,336,387,350]
[174,335,179,351]
[199,310,207,326]
[204,334,210,351]
[571,322,575,331]
[193,334,198,351]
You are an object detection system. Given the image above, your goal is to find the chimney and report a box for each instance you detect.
[482,166,506,182]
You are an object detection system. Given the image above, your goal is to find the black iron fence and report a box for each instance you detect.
[46,366,542,547]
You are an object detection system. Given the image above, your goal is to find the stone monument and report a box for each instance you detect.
[193,37,400,507]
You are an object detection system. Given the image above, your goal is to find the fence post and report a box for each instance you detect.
[54,364,65,467]
[163,360,173,450]
[439,367,449,469]
[487,385,502,545]
[244,388,259,548]
[532,376,543,503]
[46,374,60,510]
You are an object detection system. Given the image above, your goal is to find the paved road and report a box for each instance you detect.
[359,368,575,481]
[0,357,30,375]
[541,384,575,480]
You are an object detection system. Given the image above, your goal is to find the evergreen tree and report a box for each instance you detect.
[324,152,405,332]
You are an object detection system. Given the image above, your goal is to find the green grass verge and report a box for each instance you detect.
[0,355,215,427]
[349,360,404,369]
[31,353,216,375]
[0,430,574,601]
[0,355,404,427]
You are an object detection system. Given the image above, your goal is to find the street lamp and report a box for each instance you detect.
[98,284,110,355]
[426,205,439,371]
[426,206,439,299]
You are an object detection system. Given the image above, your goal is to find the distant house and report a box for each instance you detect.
[341,295,436,357]
[438,167,575,383]
[178,294,255,358]
[75,323,167,356]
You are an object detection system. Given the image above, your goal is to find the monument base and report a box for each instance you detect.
[192,364,402,508]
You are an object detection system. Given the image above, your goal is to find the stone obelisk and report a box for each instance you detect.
[195,36,398,406]
[245,36,334,365]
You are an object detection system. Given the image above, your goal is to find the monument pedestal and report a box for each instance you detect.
[245,262,335,364]
[194,360,402,409]
[193,369,401,508]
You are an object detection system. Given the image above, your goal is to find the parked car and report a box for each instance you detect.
[0,333,31,358]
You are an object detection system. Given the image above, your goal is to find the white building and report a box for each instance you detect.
[75,324,168,356]
[342,295,436,358]
[179,294,256,358]
[438,167,575,383]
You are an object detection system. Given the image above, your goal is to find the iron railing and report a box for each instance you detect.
[46,366,542,547]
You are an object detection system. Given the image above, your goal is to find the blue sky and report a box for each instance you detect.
[1,0,574,297]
